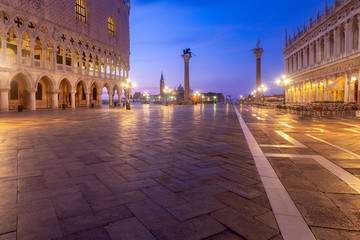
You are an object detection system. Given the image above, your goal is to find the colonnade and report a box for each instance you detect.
[285,15,360,75]
[286,71,359,104]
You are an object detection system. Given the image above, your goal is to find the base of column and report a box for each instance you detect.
[356,111,360,118]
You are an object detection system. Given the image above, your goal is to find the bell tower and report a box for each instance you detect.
[160,72,165,95]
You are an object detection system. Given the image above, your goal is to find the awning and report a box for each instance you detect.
[325,78,344,91]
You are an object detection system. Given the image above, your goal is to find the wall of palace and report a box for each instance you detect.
[283,0,360,104]
[0,0,130,111]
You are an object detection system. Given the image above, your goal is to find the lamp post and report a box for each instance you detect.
[239,95,243,104]
[164,86,172,106]
[213,96,217,104]
[121,79,135,110]
[143,91,150,104]
[276,75,291,104]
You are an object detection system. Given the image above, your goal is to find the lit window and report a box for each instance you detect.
[75,0,86,23]
[108,17,115,37]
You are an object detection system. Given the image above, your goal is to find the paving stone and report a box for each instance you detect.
[215,191,269,216]
[105,217,156,240]
[288,190,336,208]
[18,176,47,193]
[142,185,186,208]
[78,179,112,199]
[155,175,192,192]
[57,228,111,240]
[127,199,179,231]
[167,197,226,221]
[297,205,357,230]
[325,193,360,209]
[0,232,16,240]
[211,207,279,240]
[154,215,226,240]
[123,170,167,181]
[0,214,16,235]
[53,192,92,219]
[89,190,148,211]
[60,206,133,235]
[311,226,360,240]
[205,230,245,240]
[110,179,159,193]
[178,184,227,201]
[18,208,62,240]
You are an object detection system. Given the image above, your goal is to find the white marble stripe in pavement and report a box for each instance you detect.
[265,153,360,194]
[307,134,360,159]
[338,122,360,128]
[234,107,315,240]
[260,131,307,148]
[279,122,294,128]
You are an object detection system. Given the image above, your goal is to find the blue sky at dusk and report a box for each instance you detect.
[129,0,336,98]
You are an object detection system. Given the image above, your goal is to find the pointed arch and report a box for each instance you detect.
[35,74,55,91]
[21,31,31,60]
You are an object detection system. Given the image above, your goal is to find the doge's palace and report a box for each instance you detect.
[283,0,360,104]
[0,0,130,111]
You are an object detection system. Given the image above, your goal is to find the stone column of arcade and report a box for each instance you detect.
[0,88,9,111]
[71,91,76,109]
[252,41,264,102]
[182,50,192,104]
[30,89,37,110]
[51,91,59,109]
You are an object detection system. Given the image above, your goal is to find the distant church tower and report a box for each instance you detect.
[160,72,165,95]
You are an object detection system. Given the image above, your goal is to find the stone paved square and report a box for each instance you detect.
[0,105,279,240]
[2,104,360,240]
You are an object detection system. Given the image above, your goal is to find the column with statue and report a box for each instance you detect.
[252,40,264,102]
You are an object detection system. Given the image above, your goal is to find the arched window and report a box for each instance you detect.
[75,0,86,23]
[108,17,115,37]
[10,81,18,100]
[36,83,42,100]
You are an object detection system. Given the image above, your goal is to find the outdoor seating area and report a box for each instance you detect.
[276,103,359,116]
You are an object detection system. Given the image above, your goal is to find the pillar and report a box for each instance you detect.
[344,21,350,53]
[30,89,36,110]
[30,39,36,66]
[71,91,76,109]
[182,54,192,103]
[334,27,340,55]
[252,49,264,102]
[109,93,114,108]
[309,43,314,65]
[1,34,6,63]
[324,33,330,59]
[86,92,90,107]
[0,89,9,111]
[316,39,321,63]
[357,15,360,50]
[348,19,354,52]
[51,46,56,71]
[42,45,47,69]
[51,91,58,109]
[98,94,102,107]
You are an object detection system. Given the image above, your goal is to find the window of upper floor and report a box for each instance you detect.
[108,16,115,37]
[75,0,86,23]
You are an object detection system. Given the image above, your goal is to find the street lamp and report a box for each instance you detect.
[164,86,172,106]
[213,96,217,104]
[276,75,291,104]
[194,91,201,103]
[142,91,150,104]
[121,79,135,110]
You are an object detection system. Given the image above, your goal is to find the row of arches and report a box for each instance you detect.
[1,72,124,111]
[3,27,128,78]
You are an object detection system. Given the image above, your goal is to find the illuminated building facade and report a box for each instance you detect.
[0,0,130,111]
[283,0,360,104]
